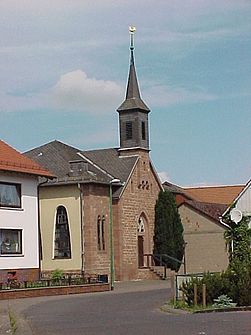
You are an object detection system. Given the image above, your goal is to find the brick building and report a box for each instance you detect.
[26,31,162,281]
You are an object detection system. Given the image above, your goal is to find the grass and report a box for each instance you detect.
[162,298,214,313]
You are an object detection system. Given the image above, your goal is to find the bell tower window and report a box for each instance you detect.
[126,122,133,140]
[141,121,146,140]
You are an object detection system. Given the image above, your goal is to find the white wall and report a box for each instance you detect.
[0,172,39,270]
[235,183,251,215]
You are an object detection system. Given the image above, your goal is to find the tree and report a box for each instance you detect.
[224,216,251,264]
[153,190,184,271]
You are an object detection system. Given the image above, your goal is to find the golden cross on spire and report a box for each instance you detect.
[129,26,136,50]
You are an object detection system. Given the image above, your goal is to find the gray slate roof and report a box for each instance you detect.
[25,140,111,185]
[81,148,138,184]
[25,140,138,197]
[117,48,149,112]
[162,181,188,196]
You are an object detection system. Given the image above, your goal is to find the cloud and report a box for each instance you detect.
[0,70,123,114]
[145,85,217,108]
[51,70,123,114]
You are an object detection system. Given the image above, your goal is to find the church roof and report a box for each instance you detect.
[25,140,112,184]
[81,148,138,184]
[0,140,53,178]
[25,140,137,197]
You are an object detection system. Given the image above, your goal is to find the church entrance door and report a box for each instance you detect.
[138,236,144,267]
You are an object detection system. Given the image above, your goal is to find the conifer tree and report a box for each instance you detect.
[153,190,184,271]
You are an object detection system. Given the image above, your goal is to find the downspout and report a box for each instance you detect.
[78,183,84,275]
[37,178,49,279]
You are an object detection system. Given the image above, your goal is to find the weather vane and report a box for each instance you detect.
[129,26,136,50]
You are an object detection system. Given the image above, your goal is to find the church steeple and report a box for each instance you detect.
[117,27,150,152]
[117,27,149,112]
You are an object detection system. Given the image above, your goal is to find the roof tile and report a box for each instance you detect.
[0,140,54,177]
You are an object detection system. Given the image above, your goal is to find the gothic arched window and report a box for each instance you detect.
[137,216,145,234]
[97,215,106,251]
[54,206,71,259]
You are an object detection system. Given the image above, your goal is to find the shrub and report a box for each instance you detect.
[212,295,236,308]
[180,262,251,307]
[51,269,64,282]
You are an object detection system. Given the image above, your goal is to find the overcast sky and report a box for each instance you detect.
[1,0,251,186]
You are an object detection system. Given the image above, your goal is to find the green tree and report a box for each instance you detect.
[224,216,251,264]
[153,190,184,271]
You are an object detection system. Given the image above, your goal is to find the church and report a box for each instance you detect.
[26,29,162,282]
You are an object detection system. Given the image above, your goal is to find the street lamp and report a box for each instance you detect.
[109,178,121,290]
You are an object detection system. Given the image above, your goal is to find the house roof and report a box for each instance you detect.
[0,140,54,178]
[163,181,188,196]
[184,185,245,205]
[25,140,138,197]
[177,195,228,222]
[163,182,230,224]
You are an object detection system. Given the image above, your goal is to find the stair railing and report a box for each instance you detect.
[143,253,184,279]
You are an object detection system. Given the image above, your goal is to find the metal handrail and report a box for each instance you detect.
[143,253,185,278]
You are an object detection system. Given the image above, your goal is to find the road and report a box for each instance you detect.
[6,281,251,335]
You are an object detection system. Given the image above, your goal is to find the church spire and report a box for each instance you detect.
[117,27,149,112]
[117,27,150,153]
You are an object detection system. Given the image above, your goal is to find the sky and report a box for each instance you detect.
[0,0,251,187]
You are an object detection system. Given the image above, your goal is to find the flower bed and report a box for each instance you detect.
[0,273,110,300]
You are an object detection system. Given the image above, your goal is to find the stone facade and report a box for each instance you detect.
[81,183,110,277]
[114,150,161,280]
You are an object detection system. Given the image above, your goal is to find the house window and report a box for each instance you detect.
[126,122,133,140]
[141,121,146,140]
[97,215,105,251]
[0,182,21,208]
[54,206,71,259]
[0,229,22,255]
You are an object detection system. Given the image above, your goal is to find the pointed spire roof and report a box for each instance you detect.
[117,27,149,112]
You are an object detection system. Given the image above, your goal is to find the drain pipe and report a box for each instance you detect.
[37,178,49,279]
[78,183,84,275]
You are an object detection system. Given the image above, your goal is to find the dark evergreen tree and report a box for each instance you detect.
[153,190,184,271]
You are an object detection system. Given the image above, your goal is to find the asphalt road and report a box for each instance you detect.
[7,281,251,335]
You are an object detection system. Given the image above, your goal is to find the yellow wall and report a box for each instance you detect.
[179,205,229,274]
[39,185,82,272]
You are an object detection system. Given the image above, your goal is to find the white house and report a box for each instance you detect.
[0,140,53,282]
[222,179,251,228]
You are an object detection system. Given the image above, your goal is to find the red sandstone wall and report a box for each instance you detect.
[114,151,162,281]
[0,283,110,300]
[0,268,39,283]
[82,184,110,277]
